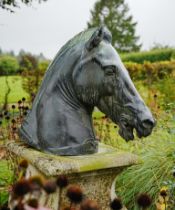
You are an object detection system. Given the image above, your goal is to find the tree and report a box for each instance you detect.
[19,53,38,73]
[19,54,49,101]
[0,0,47,12]
[38,60,50,75]
[19,54,38,99]
[87,0,141,53]
[0,55,19,75]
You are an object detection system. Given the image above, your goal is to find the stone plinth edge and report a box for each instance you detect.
[6,141,139,177]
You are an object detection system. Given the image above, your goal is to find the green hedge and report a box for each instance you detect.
[124,61,175,81]
[121,48,175,64]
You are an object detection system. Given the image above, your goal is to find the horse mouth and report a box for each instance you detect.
[118,121,153,141]
[118,121,134,141]
[135,123,153,138]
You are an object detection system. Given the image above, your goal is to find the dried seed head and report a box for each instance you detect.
[110,198,123,210]
[160,190,168,198]
[11,119,16,124]
[0,205,10,210]
[27,198,39,208]
[80,199,100,210]
[23,111,28,116]
[56,175,69,188]
[19,159,28,169]
[13,127,17,131]
[4,111,8,116]
[12,105,16,109]
[43,180,57,194]
[66,185,83,204]
[13,179,31,197]
[137,193,152,208]
[5,116,10,120]
[25,106,29,110]
[28,175,43,190]
[13,203,24,210]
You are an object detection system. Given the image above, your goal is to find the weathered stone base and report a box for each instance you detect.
[7,141,138,210]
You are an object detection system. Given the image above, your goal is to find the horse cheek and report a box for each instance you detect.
[102,76,115,96]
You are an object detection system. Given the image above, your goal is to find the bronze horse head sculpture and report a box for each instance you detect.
[19,26,155,155]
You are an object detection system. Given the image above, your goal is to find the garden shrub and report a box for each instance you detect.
[124,61,175,81]
[0,55,19,75]
[121,48,175,64]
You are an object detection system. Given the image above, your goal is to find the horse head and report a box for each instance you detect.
[73,26,155,142]
[20,26,155,155]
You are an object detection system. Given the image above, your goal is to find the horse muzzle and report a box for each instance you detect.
[135,117,156,138]
[117,111,155,141]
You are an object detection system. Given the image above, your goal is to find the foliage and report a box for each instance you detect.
[125,60,175,80]
[19,54,38,99]
[163,174,175,209]
[19,54,49,101]
[0,47,175,208]
[22,58,49,100]
[0,160,13,205]
[87,0,141,53]
[124,61,175,111]
[38,60,50,74]
[91,63,175,209]
[156,77,175,111]
[121,48,175,64]
[19,53,38,73]
[0,0,47,12]
[115,133,175,210]
[0,55,19,76]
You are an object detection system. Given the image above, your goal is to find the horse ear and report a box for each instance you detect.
[86,26,104,51]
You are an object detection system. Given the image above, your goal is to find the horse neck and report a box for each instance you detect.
[53,78,95,140]
[56,77,94,115]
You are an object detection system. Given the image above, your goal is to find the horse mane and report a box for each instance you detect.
[32,28,98,105]
[32,27,112,106]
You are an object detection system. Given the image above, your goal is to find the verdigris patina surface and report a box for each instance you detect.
[19,26,155,155]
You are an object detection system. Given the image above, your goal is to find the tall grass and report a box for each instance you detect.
[115,134,175,209]
[0,160,14,205]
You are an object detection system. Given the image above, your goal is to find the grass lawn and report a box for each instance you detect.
[0,76,29,104]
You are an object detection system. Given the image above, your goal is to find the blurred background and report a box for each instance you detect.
[0,0,175,209]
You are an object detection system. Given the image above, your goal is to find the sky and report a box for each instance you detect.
[0,0,175,59]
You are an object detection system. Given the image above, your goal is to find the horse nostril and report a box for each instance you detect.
[142,119,155,129]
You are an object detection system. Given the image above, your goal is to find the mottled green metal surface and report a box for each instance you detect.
[6,141,138,177]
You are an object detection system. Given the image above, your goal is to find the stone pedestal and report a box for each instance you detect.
[7,141,138,210]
